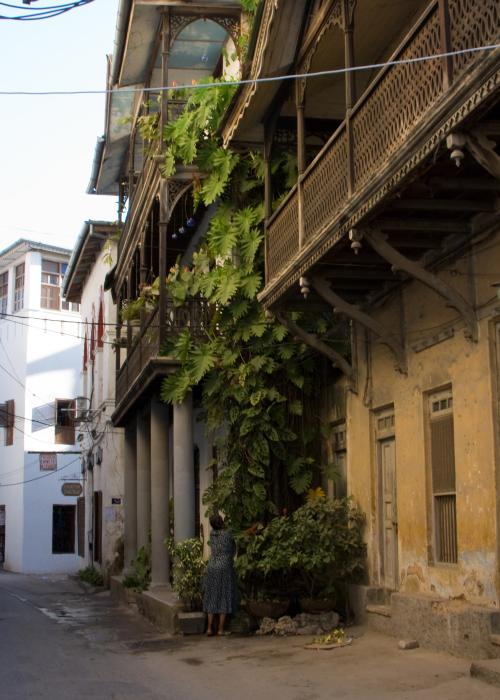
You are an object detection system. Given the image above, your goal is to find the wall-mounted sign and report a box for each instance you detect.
[39,453,57,471]
[111,497,122,505]
[61,482,83,497]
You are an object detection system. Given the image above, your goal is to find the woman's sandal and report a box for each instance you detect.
[217,630,231,636]
[206,630,214,637]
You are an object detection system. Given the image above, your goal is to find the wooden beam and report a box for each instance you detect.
[428,177,500,191]
[312,277,407,373]
[377,218,470,234]
[275,313,353,378]
[391,199,495,213]
[364,229,477,341]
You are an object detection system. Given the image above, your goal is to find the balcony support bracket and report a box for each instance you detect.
[465,130,500,180]
[364,228,477,342]
[275,312,353,379]
[312,277,407,374]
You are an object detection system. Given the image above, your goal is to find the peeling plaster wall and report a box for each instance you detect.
[329,230,500,607]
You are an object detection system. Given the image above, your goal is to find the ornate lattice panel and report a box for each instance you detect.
[449,0,500,79]
[352,7,443,191]
[267,192,300,282]
[302,128,348,244]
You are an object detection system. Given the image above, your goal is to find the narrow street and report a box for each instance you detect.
[0,571,498,700]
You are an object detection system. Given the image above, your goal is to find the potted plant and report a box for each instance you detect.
[167,538,207,634]
[289,496,366,612]
[236,517,293,619]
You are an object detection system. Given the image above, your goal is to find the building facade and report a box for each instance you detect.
[222,0,500,655]
[87,0,243,593]
[63,221,126,582]
[0,240,82,573]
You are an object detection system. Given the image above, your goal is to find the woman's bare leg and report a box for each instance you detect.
[217,613,226,634]
[206,613,214,635]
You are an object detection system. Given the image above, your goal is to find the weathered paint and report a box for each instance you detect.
[325,230,500,607]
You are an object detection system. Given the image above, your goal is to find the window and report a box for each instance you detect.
[52,505,75,554]
[0,271,7,316]
[14,263,24,312]
[41,259,63,310]
[428,389,457,564]
[0,399,15,446]
[55,399,75,445]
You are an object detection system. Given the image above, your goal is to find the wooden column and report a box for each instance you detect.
[158,180,168,347]
[438,0,453,90]
[296,83,306,249]
[343,0,356,197]
[160,11,170,149]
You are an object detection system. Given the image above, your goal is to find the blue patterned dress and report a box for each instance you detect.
[203,529,237,614]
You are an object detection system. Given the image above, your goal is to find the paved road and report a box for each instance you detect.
[0,570,498,700]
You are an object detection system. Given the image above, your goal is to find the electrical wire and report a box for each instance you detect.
[0,43,498,94]
[0,453,82,486]
[0,0,95,21]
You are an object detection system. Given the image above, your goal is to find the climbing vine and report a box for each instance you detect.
[147,13,348,530]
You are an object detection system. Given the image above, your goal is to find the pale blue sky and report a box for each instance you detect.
[0,1,119,251]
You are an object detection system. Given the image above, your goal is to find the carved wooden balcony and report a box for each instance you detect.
[115,298,211,417]
[263,0,499,307]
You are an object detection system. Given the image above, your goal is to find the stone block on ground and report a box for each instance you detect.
[398,639,419,650]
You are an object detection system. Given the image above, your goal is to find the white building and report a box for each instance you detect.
[0,240,82,573]
[63,222,125,582]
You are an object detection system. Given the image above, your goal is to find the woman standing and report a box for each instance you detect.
[203,513,237,636]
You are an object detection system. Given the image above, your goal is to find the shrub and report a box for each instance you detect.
[122,543,151,591]
[236,497,366,600]
[167,538,206,611]
[78,566,104,587]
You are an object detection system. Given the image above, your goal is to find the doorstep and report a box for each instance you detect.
[470,659,500,688]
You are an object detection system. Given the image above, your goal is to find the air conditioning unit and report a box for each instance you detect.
[74,396,90,422]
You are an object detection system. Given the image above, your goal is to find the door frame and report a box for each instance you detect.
[374,406,398,590]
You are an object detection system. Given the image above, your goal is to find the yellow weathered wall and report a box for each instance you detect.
[333,233,500,606]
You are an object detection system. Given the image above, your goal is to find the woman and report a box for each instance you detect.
[203,513,237,636]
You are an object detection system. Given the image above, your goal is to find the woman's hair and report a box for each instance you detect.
[209,513,225,530]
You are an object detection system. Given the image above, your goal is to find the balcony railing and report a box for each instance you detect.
[115,298,212,406]
[266,0,499,283]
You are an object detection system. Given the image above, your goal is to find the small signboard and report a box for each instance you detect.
[111,497,122,505]
[39,453,57,471]
[61,482,83,497]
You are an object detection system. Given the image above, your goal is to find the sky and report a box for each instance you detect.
[0,0,120,253]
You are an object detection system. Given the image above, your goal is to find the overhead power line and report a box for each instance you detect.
[0,43,498,93]
[0,0,95,21]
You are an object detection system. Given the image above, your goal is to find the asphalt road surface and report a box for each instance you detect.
[0,570,498,700]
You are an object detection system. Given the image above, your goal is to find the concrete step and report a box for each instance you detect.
[490,634,500,647]
[470,659,500,688]
[366,604,391,618]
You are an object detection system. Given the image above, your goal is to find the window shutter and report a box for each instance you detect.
[5,400,14,446]
[32,402,56,432]
[430,415,455,493]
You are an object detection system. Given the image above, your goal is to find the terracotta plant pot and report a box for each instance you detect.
[245,599,290,619]
[299,597,336,614]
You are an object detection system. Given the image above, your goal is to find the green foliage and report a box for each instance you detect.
[236,497,366,600]
[167,538,206,611]
[157,47,350,530]
[122,543,151,591]
[78,566,104,588]
[121,296,145,322]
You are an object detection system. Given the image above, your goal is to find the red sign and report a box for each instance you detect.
[39,453,57,471]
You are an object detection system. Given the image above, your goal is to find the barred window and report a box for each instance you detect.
[428,389,457,564]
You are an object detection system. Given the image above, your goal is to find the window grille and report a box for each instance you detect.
[429,389,457,564]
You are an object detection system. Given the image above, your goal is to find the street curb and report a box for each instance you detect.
[470,659,500,688]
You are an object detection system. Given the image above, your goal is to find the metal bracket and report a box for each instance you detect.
[312,277,407,374]
[364,228,478,342]
[275,312,353,378]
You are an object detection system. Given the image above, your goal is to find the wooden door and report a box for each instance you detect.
[380,438,398,590]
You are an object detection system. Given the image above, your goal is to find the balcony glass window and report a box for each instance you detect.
[14,263,24,312]
[0,271,7,315]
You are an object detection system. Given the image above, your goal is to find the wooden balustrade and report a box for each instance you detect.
[265,0,498,285]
